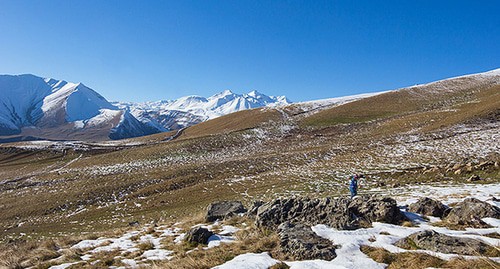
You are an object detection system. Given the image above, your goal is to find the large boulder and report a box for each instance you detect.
[256,195,405,230]
[395,230,498,256]
[185,227,214,245]
[277,221,337,261]
[348,196,406,225]
[206,201,247,222]
[444,198,500,227]
[408,197,448,217]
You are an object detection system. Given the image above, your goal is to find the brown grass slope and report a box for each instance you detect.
[180,108,283,139]
[301,74,499,132]
[0,71,498,251]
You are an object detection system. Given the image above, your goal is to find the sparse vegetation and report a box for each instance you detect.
[360,245,500,269]
[0,74,499,267]
[137,240,155,251]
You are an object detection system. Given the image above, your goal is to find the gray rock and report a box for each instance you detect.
[256,195,405,230]
[444,198,500,227]
[395,230,497,256]
[278,221,336,261]
[467,174,481,182]
[247,200,265,216]
[128,221,140,227]
[348,196,405,225]
[408,197,448,217]
[185,227,214,245]
[206,201,247,222]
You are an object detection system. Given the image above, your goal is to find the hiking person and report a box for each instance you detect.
[349,174,365,198]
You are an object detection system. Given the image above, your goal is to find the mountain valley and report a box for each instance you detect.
[0,69,498,268]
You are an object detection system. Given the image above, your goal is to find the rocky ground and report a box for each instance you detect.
[3,182,497,269]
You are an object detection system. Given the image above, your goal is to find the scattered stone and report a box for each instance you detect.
[454,169,462,175]
[391,182,401,188]
[256,196,405,230]
[185,227,214,245]
[408,197,448,217]
[423,166,440,174]
[206,201,247,222]
[128,221,140,227]
[451,163,462,170]
[444,198,500,227]
[475,161,492,170]
[277,221,336,261]
[395,230,498,256]
[467,174,481,182]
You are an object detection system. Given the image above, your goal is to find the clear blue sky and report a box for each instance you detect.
[0,1,498,102]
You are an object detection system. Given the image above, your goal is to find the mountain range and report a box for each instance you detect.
[113,89,290,132]
[0,74,289,142]
[1,69,498,143]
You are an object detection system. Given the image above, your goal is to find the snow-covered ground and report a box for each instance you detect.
[213,183,500,269]
[47,222,240,269]
[292,91,390,112]
[44,183,499,269]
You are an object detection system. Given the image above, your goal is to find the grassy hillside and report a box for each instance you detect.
[0,71,498,258]
[180,108,283,139]
[301,75,499,129]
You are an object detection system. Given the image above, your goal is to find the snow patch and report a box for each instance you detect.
[212,252,279,269]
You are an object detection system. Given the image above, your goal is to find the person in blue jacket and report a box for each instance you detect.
[349,174,365,198]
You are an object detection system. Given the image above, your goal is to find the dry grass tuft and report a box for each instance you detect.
[137,240,155,251]
[361,245,500,269]
[361,245,444,268]
[483,233,500,239]
[0,236,88,268]
[432,220,492,231]
[269,262,290,269]
[444,257,500,269]
[153,222,281,269]
[402,221,416,227]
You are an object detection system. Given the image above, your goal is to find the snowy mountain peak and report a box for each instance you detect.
[209,90,236,100]
[247,90,261,97]
[114,90,291,132]
[220,89,234,95]
[0,74,159,140]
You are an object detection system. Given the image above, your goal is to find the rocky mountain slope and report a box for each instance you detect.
[0,74,159,140]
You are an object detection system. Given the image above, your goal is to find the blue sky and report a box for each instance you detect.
[0,1,498,102]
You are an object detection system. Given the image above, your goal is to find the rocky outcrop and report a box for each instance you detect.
[206,201,247,222]
[444,198,500,227]
[256,195,405,230]
[247,200,265,216]
[395,230,498,256]
[185,227,214,245]
[277,221,337,261]
[408,197,449,217]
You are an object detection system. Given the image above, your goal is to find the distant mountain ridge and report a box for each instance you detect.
[0,74,158,140]
[0,74,290,141]
[1,68,497,142]
[113,90,291,131]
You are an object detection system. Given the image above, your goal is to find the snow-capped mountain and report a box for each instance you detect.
[0,74,160,140]
[113,90,291,131]
[0,74,290,141]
